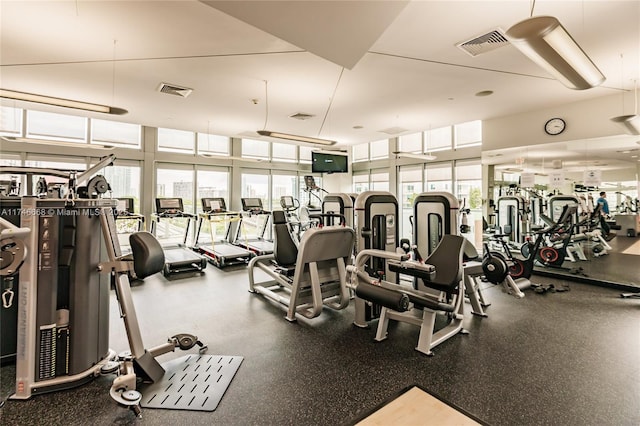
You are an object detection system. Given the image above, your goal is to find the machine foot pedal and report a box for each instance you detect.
[140,354,243,412]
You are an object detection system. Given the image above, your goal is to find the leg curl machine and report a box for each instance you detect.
[348,235,468,356]
[412,192,489,316]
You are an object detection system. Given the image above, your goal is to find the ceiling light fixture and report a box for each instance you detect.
[392,151,437,161]
[505,16,605,90]
[610,79,640,135]
[199,153,265,163]
[257,130,336,146]
[0,89,127,115]
[1,136,115,150]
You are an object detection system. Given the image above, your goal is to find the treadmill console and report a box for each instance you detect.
[156,198,185,216]
[115,197,135,215]
[241,198,265,213]
[202,197,227,213]
[280,196,295,210]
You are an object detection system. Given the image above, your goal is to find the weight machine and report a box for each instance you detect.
[412,192,489,316]
[352,191,399,327]
[0,154,116,365]
[248,210,355,322]
[496,195,528,246]
[2,159,239,417]
[322,193,355,228]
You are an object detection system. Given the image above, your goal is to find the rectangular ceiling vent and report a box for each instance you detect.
[456,28,509,57]
[157,83,193,98]
[378,126,409,135]
[289,112,315,120]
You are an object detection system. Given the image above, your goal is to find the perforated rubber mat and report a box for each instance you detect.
[140,354,243,411]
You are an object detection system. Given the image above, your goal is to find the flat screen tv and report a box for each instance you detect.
[311,152,348,174]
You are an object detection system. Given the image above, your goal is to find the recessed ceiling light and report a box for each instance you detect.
[475,90,494,97]
[353,125,363,129]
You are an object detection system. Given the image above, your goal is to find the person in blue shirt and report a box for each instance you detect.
[596,191,615,240]
[597,191,609,214]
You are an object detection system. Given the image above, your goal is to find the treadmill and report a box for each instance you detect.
[195,198,254,268]
[114,197,145,230]
[113,197,145,254]
[233,198,274,255]
[150,197,207,277]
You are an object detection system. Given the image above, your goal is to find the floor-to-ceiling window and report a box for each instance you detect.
[370,171,389,191]
[155,164,194,244]
[353,173,370,193]
[398,166,423,239]
[425,163,452,192]
[271,173,297,211]
[197,167,230,243]
[455,160,482,248]
[240,170,270,240]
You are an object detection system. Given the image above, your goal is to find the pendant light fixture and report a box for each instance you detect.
[506,6,605,90]
[610,79,640,135]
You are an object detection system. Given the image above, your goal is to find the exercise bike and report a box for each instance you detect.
[482,204,578,297]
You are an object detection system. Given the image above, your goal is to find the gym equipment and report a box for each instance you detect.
[0,210,30,364]
[413,192,459,258]
[412,192,490,317]
[98,208,234,415]
[234,198,274,256]
[496,195,528,245]
[349,235,468,356]
[280,195,322,241]
[482,204,579,297]
[302,175,326,211]
[352,191,399,326]
[0,155,116,365]
[113,197,145,253]
[481,238,530,298]
[114,197,145,232]
[151,198,207,277]
[194,197,253,268]
[322,193,355,228]
[614,213,640,236]
[548,195,580,222]
[248,210,355,322]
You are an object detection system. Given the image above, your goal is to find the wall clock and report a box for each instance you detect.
[545,118,566,135]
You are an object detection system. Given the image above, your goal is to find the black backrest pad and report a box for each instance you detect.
[423,234,465,291]
[272,210,287,225]
[273,211,297,266]
[129,231,166,278]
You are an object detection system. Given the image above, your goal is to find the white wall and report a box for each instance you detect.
[483,90,636,151]
[322,171,352,193]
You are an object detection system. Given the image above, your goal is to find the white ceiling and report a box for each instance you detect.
[1,0,639,163]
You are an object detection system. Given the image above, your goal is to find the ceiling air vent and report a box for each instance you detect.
[289,112,315,121]
[456,28,509,57]
[157,83,193,98]
[378,127,409,135]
